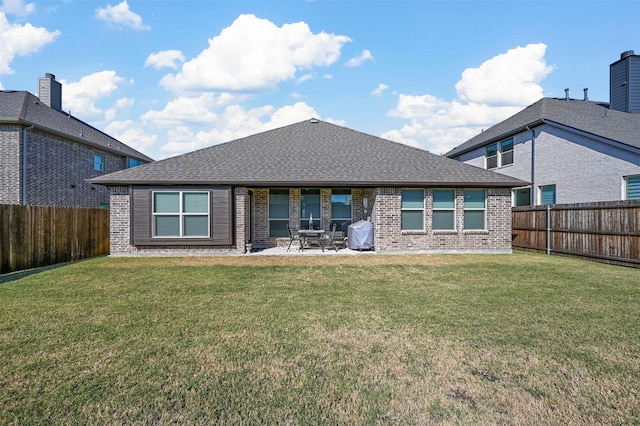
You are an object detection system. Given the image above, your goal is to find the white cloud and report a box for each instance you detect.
[145,50,185,70]
[0,0,35,15]
[455,43,553,106]
[105,120,156,156]
[60,70,124,119]
[345,49,373,67]
[104,97,134,121]
[95,0,150,31]
[159,14,351,92]
[371,83,389,96]
[159,101,319,157]
[0,12,60,75]
[140,93,240,127]
[383,43,553,154]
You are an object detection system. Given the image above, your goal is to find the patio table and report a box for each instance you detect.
[297,229,325,252]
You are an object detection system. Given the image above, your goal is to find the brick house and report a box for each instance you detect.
[90,119,526,255]
[0,74,153,208]
[445,51,640,205]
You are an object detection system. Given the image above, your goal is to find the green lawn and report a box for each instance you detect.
[1,252,639,425]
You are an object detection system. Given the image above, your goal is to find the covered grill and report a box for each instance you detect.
[347,220,374,250]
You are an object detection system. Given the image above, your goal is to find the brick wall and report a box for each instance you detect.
[373,187,513,253]
[0,125,22,204]
[24,128,119,207]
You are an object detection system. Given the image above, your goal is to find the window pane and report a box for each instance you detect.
[300,189,321,219]
[269,189,289,219]
[501,150,514,165]
[514,188,531,206]
[626,176,640,200]
[155,216,179,236]
[464,190,486,208]
[433,211,454,230]
[402,210,423,230]
[154,192,180,213]
[486,144,497,156]
[402,189,424,209]
[183,215,208,237]
[332,189,352,219]
[464,211,485,230]
[270,220,289,237]
[433,190,455,208]
[501,139,513,152]
[331,220,351,233]
[183,192,208,213]
[540,185,556,205]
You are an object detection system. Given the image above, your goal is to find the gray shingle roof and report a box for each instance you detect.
[89,119,526,187]
[0,90,153,162]
[445,97,640,157]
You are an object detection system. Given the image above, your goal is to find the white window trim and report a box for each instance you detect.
[401,188,425,231]
[485,138,514,169]
[624,175,640,200]
[538,184,556,206]
[463,189,487,231]
[152,191,210,238]
[432,189,456,231]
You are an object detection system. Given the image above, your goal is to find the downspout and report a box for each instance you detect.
[22,124,35,205]
[526,125,536,205]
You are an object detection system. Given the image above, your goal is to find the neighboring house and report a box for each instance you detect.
[445,50,640,206]
[0,73,153,208]
[89,119,526,255]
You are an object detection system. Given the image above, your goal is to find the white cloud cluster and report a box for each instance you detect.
[95,0,150,31]
[61,71,125,119]
[0,0,35,15]
[383,43,554,154]
[0,12,59,75]
[159,14,351,92]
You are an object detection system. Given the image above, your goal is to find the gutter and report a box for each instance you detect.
[22,123,35,204]
[526,125,536,205]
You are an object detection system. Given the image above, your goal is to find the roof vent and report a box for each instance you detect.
[583,88,588,101]
[564,88,570,100]
[310,118,318,123]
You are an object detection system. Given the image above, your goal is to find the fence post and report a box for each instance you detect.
[546,204,551,255]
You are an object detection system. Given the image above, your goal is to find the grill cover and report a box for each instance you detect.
[347,220,374,250]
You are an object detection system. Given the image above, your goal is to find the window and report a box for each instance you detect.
[500,139,514,166]
[539,185,556,205]
[300,188,321,229]
[485,138,513,169]
[331,189,352,232]
[269,188,289,237]
[401,189,424,231]
[94,155,104,172]
[625,175,640,200]
[486,144,498,169]
[432,189,455,230]
[152,191,209,238]
[513,187,531,207]
[464,189,486,230]
[128,158,145,168]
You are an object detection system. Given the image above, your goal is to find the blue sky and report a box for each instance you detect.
[1,0,639,160]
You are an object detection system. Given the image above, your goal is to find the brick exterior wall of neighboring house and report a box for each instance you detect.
[457,124,640,204]
[0,125,22,204]
[24,128,120,208]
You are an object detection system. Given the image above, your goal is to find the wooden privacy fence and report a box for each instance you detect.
[512,200,640,268]
[0,204,110,275]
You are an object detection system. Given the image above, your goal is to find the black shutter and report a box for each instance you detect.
[132,186,152,245]
[211,187,232,245]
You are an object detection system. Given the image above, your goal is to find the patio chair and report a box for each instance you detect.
[286,223,300,252]
[323,223,342,252]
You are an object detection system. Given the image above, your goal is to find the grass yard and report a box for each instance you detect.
[1,251,639,425]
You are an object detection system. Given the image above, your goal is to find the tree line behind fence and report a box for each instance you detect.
[512,200,640,268]
[0,204,109,275]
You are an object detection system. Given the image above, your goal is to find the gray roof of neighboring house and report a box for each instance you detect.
[89,118,526,187]
[0,90,153,162]
[445,97,640,157]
